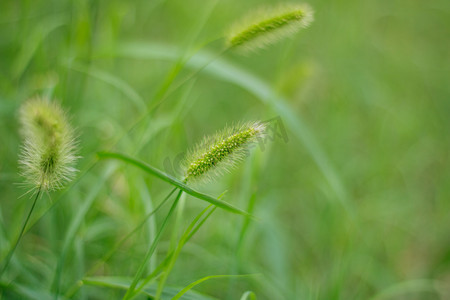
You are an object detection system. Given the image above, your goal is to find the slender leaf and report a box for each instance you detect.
[63,187,177,299]
[172,274,255,300]
[52,164,116,298]
[82,276,217,300]
[123,190,182,300]
[154,205,216,299]
[68,62,147,112]
[240,291,257,300]
[97,151,251,217]
[369,279,442,300]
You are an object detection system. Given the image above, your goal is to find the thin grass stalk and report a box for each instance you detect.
[172,274,255,300]
[0,186,42,278]
[132,205,216,299]
[126,204,217,298]
[51,165,115,300]
[122,189,183,300]
[154,205,216,300]
[63,187,177,298]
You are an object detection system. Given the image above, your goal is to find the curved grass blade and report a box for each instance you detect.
[369,279,444,300]
[240,291,257,300]
[82,276,217,300]
[67,62,147,112]
[172,274,256,300]
[97,151,251,217]
[12,15,66,79]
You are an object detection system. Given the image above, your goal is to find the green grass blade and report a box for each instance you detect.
[12,15,66,79]
[123,190,183,300]
[63,187,177,298]
[240,291,257,300]
[0,280,56,300]
[82,276,217,300]
[132,202,221,296]
[369,279,442,300]
[172,274,255,300]
[136,178,161,273]
[52,164,116,298]
[97,151,251,217]
[67,62,147,112]
[154,205,216,299]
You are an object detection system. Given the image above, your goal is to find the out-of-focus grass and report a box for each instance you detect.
[0,0,449,299]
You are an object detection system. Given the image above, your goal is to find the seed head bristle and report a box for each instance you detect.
[19,97,78,191]
[226,3,314,52]
[184,121,265,183]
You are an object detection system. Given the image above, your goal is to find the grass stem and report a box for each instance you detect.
[63,187,177,298]
[0,185,42,278]
[122,189,183,300]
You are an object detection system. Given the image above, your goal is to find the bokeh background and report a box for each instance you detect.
[1,0,449,299]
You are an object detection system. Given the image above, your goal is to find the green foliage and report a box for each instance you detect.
[0,0,449,299]
[81,276,217,300]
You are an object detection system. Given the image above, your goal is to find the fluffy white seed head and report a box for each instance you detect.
[18,97,78,191]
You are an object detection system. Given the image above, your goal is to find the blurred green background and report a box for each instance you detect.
[1,0,449,299]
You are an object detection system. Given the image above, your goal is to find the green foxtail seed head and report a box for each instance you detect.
[226,3,314,52]
[19,97,78,191]
[183,121,266,183]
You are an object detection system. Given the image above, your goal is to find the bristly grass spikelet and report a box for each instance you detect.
[19,97,78,191]
[1,97,79,278]
[226,3,314,52]
[183,121,265,183]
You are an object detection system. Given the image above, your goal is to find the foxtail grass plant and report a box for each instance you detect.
[153,122,266,299]
[1,3,316,299]
[30,1,313,242]
[139,3,314,111]
[3,2,308,295]
[184,121,266,183]
[0,97,78,277]
[226,3,314,52]
[98,121,265,299]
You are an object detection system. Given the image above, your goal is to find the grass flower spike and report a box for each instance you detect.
[19,97,78,191]
[226,3,314,52]
[1,97,79,278]
[184,121,265,183]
